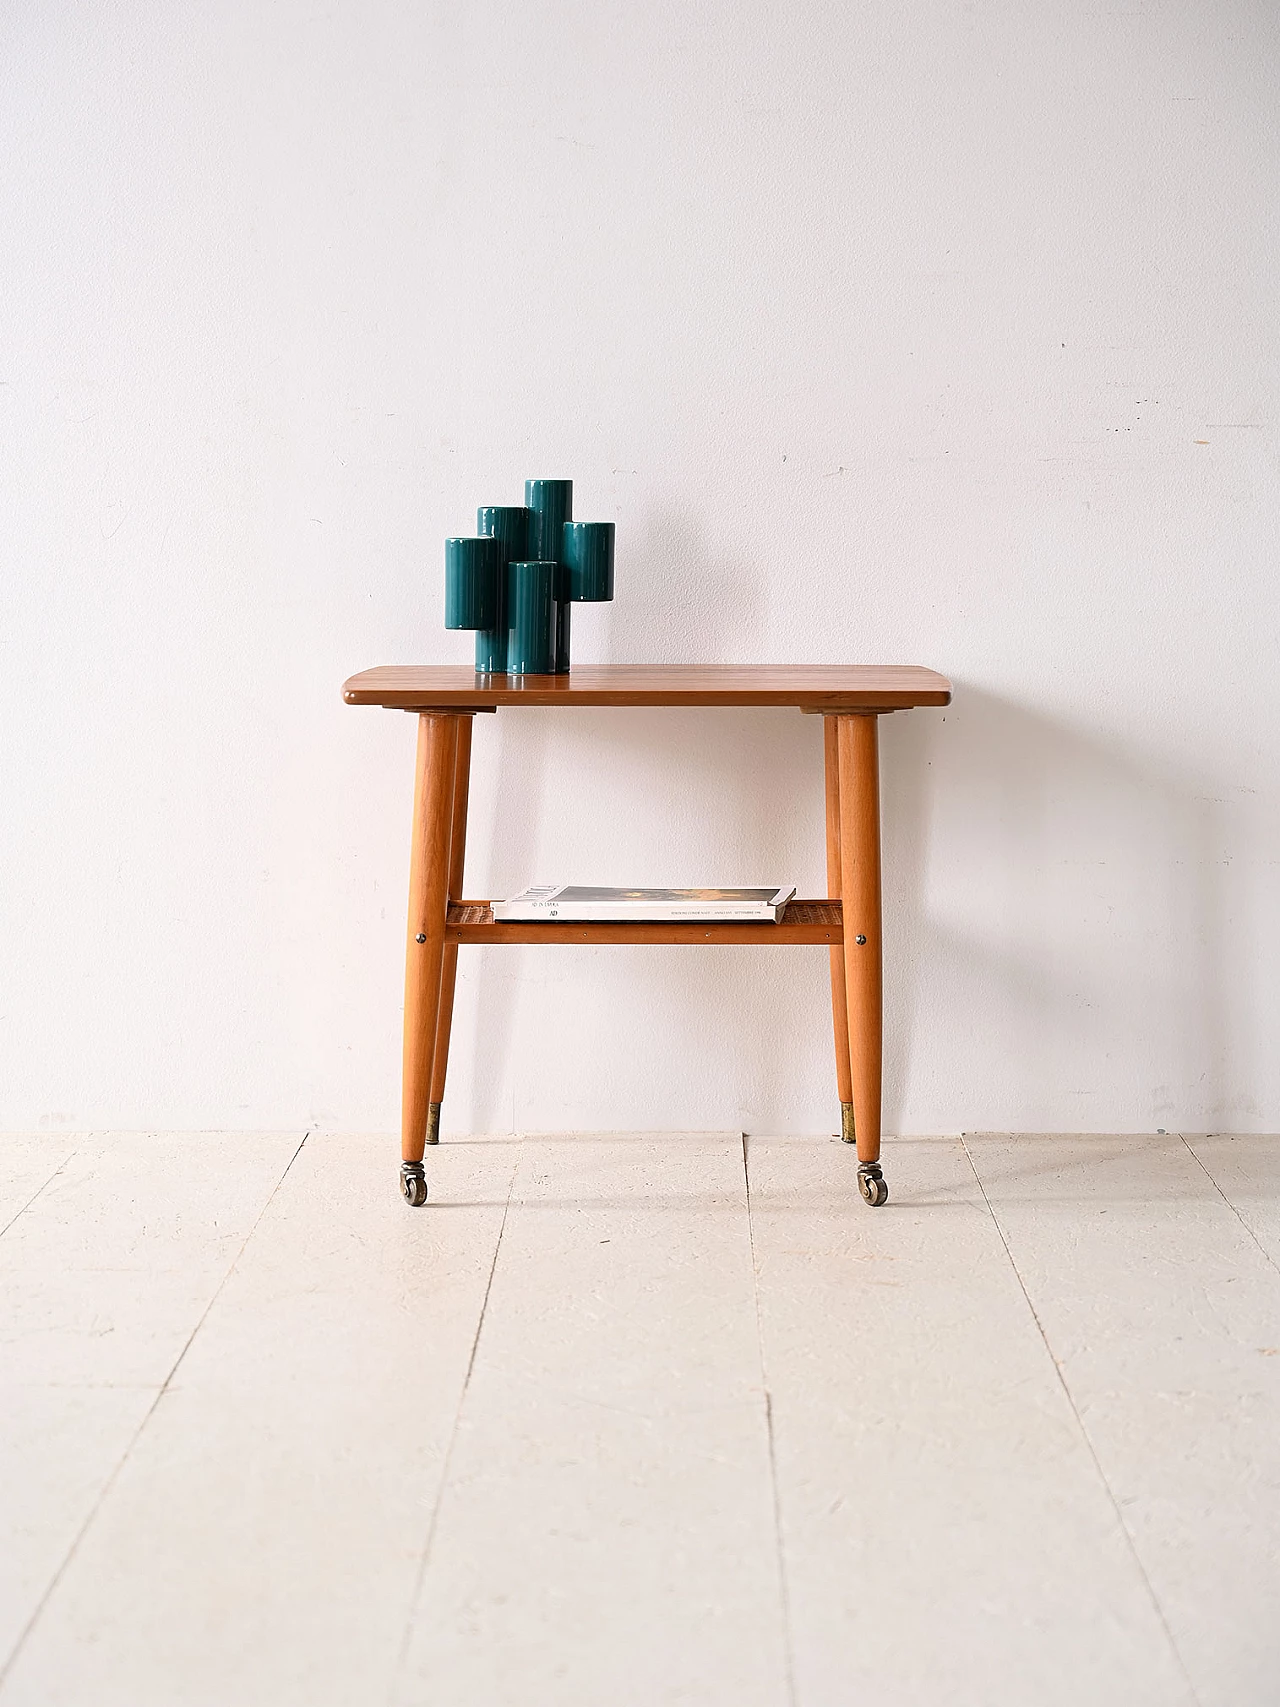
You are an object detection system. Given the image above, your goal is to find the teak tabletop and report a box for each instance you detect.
[342,663,951,712]
[344,662,952,1211]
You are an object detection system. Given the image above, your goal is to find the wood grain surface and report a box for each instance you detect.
[836,712,883,1163]
[343,664,951,711]
[401,714,458,1164]
[444,899,843,944]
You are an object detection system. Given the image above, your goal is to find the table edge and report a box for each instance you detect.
[342,669,952,711]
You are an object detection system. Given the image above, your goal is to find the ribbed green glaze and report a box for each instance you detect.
[562,521,615,602]
[475,506,531,672]
[444,536,498,630]
[507,561,557,675]
[525,481,573,673]
[524,481,572,559]
[473,627,508,673]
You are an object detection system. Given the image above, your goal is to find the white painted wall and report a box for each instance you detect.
[3,1,1278,1136]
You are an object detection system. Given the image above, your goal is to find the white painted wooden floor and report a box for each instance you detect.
[1,1131,1278,1706]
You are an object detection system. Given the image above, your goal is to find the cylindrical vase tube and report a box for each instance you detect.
[473,626,508,673]
[524,480,572,560]
[507,561,557,675]
[562,521,615,602]
[475,505,531,672]
[525,479,574,674]
[444,536,498,630]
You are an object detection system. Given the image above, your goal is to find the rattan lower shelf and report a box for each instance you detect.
[445,899,843,945]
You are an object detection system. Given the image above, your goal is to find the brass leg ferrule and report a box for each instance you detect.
[426,1102,441,1145]
[840,1103,856,1144]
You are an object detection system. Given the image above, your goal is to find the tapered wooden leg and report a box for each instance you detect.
[425,715,474,1143]
[401,714,460,1196]
[836,714,885,1199]
[824,716,855,1142]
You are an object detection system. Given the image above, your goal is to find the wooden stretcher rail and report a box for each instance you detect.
[445,899,843,945]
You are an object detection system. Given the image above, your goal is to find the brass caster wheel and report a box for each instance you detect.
[857,1162,888,1207]
[400,1162,429,1207]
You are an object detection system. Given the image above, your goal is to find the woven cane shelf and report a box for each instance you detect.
[444,899,844,945]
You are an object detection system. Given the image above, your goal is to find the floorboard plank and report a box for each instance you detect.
[0,1131,302,1686]
[0,1134,516,1707]
[396,1132,789,1707]
[0,1135,82,1234]
[749,1134,1192,1707]
[1185,1133,1280,1272]
[0,1132,304,1388]
[0,1386,147,1668]
[966,1132,1280,1707]
[5,1129,1275,1706]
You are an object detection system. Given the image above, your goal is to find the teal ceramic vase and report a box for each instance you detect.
[525,480,573,673]
[442,481,616,674]
[475,506,531,672]
[507,561,557,674]
[562,521,615,602]
[444,537,498,631]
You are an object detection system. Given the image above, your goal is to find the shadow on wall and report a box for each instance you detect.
[886,686,1257,1133]
[598,506,769,665]
[447,544,1257,1135]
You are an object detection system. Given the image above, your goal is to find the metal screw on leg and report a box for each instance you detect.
[416,933,427,944]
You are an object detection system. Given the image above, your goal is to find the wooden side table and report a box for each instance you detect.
[343,665,951,1207]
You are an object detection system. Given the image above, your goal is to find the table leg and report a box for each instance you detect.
[425,714,474,1143]
[823,716,855,1143]
[400,712,460,1205]
[836,713,888,1206]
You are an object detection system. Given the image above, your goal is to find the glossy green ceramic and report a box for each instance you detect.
[507,560,557,675]
[444,482,617,674]
[524,480,572,560]
[525,481,573,673]
[562,521,615,602]
[444,536,498,631]
[475,506,531,672]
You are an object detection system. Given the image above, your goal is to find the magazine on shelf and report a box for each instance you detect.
[492,885,797,923]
